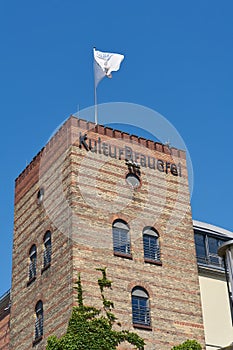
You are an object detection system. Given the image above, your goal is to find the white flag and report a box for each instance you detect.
[93,48,124,88]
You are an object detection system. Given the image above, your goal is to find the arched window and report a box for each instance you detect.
[132,287,150,326]
[37,188,44,204]
[29,245,37,280]
[143,227,160,262]
[35,301,43,340]
[112,220,131,255]
[43,231,52,268]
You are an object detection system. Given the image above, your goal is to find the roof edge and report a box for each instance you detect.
[193,220,233,238]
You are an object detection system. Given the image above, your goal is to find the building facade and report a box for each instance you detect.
[9,116,206,349]
[1,116,232,349]
[193,220,233,349]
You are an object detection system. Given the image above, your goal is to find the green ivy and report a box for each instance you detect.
[46,268,145,350]
[171,339,202,350]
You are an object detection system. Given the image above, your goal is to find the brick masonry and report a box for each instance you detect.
[10,116,205,349]
[0,291,10,350]
[0,313,10,350]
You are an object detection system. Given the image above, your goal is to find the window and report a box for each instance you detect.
[143,227,161,262]
[37,188,44,204]
[132,287,151,327]
[194,230,227,269]
[43,231,51,269]
[35,301,43,341]
[29,245,37,281]
[112,220,131,256]
[126,173,140,188]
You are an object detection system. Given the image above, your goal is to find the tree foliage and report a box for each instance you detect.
[171,339,202,350]
[46,268,145,350]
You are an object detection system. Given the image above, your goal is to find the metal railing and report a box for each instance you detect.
[197,255,224,269]
[29,261,37,280]
[132,306,151,326]
[35,317,43,339]
[144,245,160,261]
[113,231,131,254]
[43,246,51,267]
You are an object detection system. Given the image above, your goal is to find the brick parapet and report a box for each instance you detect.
[15,116,186,201]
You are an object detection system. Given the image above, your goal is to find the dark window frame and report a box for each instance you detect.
[112,220,132,258]
[33,300,43,345]
[27,245,37,285]
[143,227,161,264]
[37,188,44,205]
[132,287,151,329]
[194,230,227,269]
[42,231,52,273]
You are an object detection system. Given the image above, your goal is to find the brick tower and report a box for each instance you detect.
[10,116,205,349]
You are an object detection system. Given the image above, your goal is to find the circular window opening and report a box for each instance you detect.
[126,173,140,189]
[37,188,44,204]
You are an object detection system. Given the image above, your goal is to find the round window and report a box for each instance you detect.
[126,173,140,188]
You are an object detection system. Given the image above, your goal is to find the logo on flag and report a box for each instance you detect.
[93,48,124,88]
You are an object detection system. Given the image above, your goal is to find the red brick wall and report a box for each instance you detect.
[10,116,205,349]
[69,120,205,349]
[10,118,77,349]
[0,313,10,350]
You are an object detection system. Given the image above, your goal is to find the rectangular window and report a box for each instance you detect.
[194,233,207,265]
[194,230,227,269]
[208,236,221,267]
[143,235,160,261]
[113,227,130,254]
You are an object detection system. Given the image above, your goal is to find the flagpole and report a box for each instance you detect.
[93,47,124,125]
[93,47,98,125]
[94,81,98,125]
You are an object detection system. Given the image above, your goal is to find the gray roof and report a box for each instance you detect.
[193,220,233,239]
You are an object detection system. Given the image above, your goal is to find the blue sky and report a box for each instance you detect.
[1,0,233,295]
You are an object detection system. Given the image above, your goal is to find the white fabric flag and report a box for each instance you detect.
[93,48,124,88]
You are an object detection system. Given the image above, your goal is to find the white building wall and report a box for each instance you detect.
[199,273,233,349]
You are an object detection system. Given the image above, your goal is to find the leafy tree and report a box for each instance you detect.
[46,268,145,350]
[171,339,202,350]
